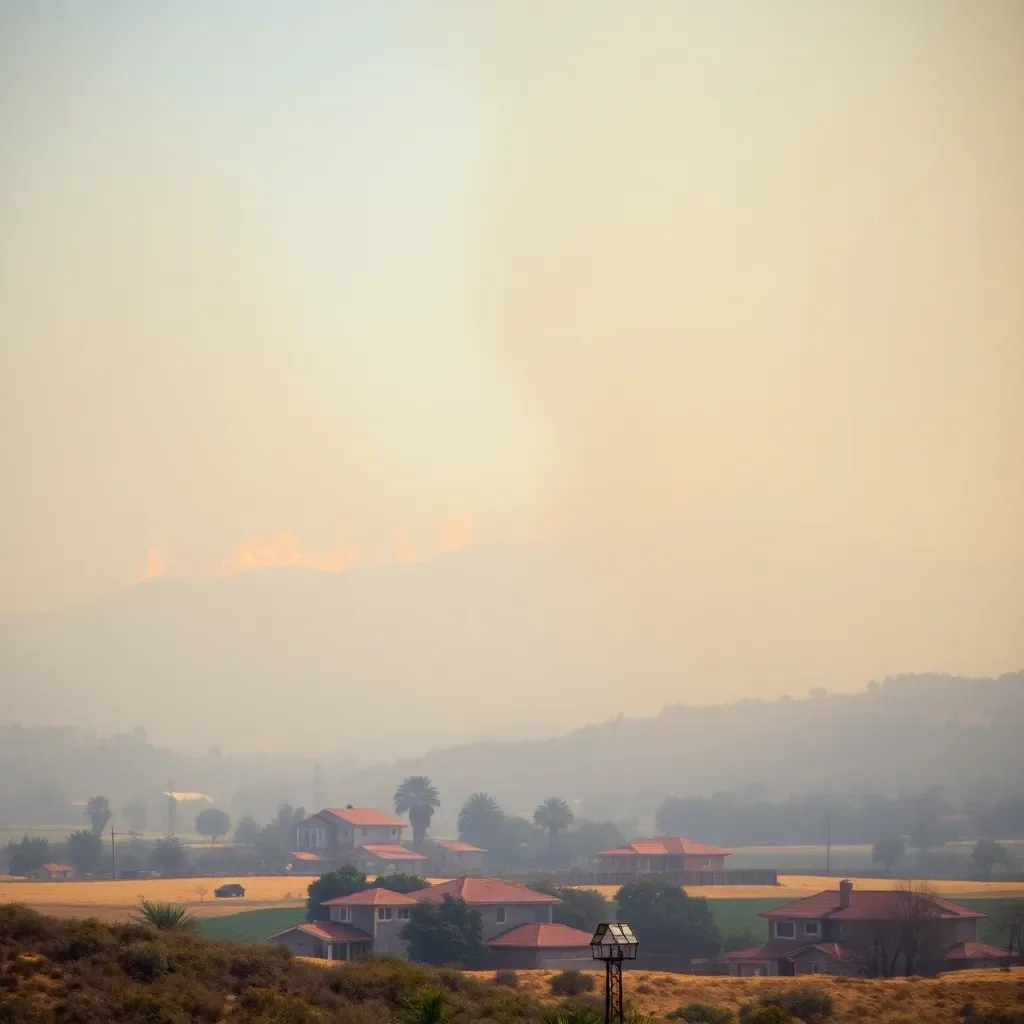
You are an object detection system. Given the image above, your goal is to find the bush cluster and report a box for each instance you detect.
[549,970,596,996]
[0,905,550,1024]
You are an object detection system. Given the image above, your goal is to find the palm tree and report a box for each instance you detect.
[457,793,503,847]
[85,796,112,836]
[533,797,574,856]
[136,900,196,930]
[393,776,441,850]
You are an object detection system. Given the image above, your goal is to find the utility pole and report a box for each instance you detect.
[111,827,116,880]
[826,815,832,876]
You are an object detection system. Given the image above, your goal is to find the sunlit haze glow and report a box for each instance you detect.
[1,1,1021,746]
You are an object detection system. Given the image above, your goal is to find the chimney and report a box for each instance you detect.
[839,879,853,909]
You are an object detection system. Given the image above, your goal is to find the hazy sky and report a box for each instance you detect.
[2,2,1022,703]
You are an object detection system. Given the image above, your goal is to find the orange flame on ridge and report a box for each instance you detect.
[437,515,474,552]
[137,547,167,581]
[230,532,357,574]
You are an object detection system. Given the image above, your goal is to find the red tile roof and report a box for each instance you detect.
[291,851,333,862]
[41,863,73,872]
[322,808,407,827]
[793,942,856,961]
[488,923,594,949]
[761,887,983,922]
[598,837,731,857]
[439,841,486,853]
[418,877,560,905]
[724,939,802,961]
[322,887,419,907]
[269,922,373,943]
[725,940,854,962]
[945,941,1021,961]
[359,844,427,861]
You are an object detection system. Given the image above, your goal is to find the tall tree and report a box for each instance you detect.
[972,839,1009,879]
[533,797,574,856]
[85,796,112,836]
[458,793,503,847]
[195,808,231,843]
[149,836,188,877]
[272,804,306,845]
[394,776,441,850]
[872,837,906,874]
[306,866,367,922]
[401,894,487,967]
[4,836,50,877]
[616,879,721,957]
[67,830,104,875]
[374,873,431,894]
[233,815,261,845]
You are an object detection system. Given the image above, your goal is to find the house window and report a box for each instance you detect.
[703,859,712,868]
[496,908,506,924]
[809,964,821,974]
[839,922,850,936]
[377,907,393,921]
[804,921,821,938]
[391,828,399,837]
[775,921,796,939]
[397,907,411,920]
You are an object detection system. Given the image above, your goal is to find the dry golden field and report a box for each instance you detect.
[575,874,1024,900]
[0,874,451,920]
[0,876,306,920]
[460,967,1024,1023]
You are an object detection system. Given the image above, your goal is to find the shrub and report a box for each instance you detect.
[759,985,834,1023]
[0,994,47,1023]
[963,1014,1024,1024]
[669,1003,734,1023]
[541,998,603,1024]
[118,943,168,982]
[115,991,187,1024]
[741,1008,793,1024]
[493,970,519,988]
[549,970,596,997]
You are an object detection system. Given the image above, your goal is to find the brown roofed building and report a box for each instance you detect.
[269,877,565,961]
[726,879,1020,977]
[487,922,594,969]
[597,837,731,878]
[433,839,486,875]
[291,807,423,874]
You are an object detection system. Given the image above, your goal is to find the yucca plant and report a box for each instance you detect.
[540,1004,603,1024]
[136,900,196,930]
[401,987,459,1024]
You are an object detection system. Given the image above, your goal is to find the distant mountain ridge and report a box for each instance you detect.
[337,671,1024,825]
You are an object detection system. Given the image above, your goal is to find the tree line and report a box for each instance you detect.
[656,789,1024,848]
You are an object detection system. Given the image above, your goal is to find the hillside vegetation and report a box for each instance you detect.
[2,905,1023,1023]
[0,904,543,1024]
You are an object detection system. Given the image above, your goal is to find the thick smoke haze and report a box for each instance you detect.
[1,1,1022,744]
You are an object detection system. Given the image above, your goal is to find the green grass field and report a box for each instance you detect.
[195,895,1020,950]
[196,906,306,942]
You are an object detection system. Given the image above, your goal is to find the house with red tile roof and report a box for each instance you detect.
[432,839,486,875]
[726,879,1020,977]
[487,922,594,969]
[269,877,574,964]
[34,863,74,880]
[290,807,426,874]
[597,837,731,878]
